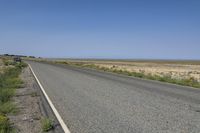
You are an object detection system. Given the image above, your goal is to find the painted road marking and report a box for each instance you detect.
[29,64,71,133]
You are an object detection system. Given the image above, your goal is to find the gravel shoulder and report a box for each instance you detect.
[8,67,43,132]
[8,66,64,133]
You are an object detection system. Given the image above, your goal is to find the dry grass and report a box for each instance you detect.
[61,59,200,86]
[0,57,15,73]
[0,58,4,73]
[0,57,27,132]
[94,62,200,82]
[74,60,199,82]
[25,58,200,88]
[41,117,54,132]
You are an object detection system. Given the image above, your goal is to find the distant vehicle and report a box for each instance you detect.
[13,56,21,62]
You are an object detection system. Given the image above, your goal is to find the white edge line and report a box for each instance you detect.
[28,64,71,133]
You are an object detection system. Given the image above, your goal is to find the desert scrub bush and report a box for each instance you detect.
[178,77,200,88]
[0,67,23,104]
[131,72,145,78]
[41,118,54,132]
[56,61,69,65]
[0,114,12,133]
[5,78,23,88]
[2,59,14,66]
[31,92,38,97]
[0,88,15,103]
[0,61,26,132]
[0,73,23,87]
[0,102,17,114]
[1,67,21,80]
[14,62,27,69]
[73,63,84,67]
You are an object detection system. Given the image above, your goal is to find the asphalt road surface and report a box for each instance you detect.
[28,61,200,133]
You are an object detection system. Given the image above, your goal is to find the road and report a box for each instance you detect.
[28,61,200,133]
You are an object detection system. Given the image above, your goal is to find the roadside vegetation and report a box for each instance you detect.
[0,57,27,133]
[41,117,54,132]
[26,58,200,88]
[54,61,200,89]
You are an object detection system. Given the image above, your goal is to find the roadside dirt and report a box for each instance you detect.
[8,67,43,133]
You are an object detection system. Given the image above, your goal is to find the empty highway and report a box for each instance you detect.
[28,61,200,133]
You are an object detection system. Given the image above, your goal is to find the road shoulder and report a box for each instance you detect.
[8,66,64,133]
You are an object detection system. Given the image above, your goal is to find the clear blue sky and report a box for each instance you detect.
[0,0,200,59]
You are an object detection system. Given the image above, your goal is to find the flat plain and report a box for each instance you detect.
[63,59,200,83]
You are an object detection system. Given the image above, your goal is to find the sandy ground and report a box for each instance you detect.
[8,67,43,133]
[67,60,200,82]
